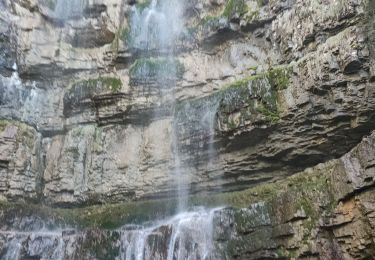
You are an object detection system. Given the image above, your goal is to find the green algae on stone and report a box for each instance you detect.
[129,57,184,85]
[135,0,152,12]
[174,67,287,130]
[266,66,292,91]
[68,77,123,97]
[0,120,8,132]
[244,9,260,23]
[256,0,268,7]
[256,102,280,122]
[199,15,222,29]
[76,77,122,92]
[0,120,36,148]
[195,0,250,33]
[222,0,248,18]
[218,71,281,124]
[0,198,178,230]
[63,77,122,114]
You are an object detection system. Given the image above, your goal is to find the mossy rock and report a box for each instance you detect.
[0,120,8,132]
[0,119,36,148]
[176,67,290,131]
[234,202,271,234]
[78,230,121,259]
[129,57,184,86]
[39,0,57,10]
[367,0,375,14]
[189,0,249,37]
[76,77,122,92]
[174,67,287,134]
[219,66,291,124]
[267,67,292,91]
[63,77,122,115]
[256,102,280,122]
[0,161,337,232]
[222,0,249,19]
[256,0,268,7]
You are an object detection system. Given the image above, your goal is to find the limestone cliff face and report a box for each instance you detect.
[0,131,374,259]
[0,0,375,256]
[213,131,375,259]
[0,1,374,258]
[0,0,374,206]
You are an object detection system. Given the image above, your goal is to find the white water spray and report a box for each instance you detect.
[128,0,185,51]
[120,207,219,260]
[52,0,87,20]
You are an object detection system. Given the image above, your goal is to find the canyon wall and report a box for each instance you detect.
[0,130,374,259]
[0,0,375,259]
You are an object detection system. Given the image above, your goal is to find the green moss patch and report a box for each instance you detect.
[175,66,290,129]
[129,57,184,85]
[74,77,122,93]
[0,199,178,230]
[0,120,36,148]
[63,77,122,115]
[256,0,268,7]
[367,0,375,14]
[222,0,249,18]
[267,67,292,90]
[194,0,262,33]
[0,120,8,132]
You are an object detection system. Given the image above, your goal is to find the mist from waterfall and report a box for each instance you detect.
[128,0,184,51]
[200,102,220,169]
[0,65,45,126]
[120,208,217,260]
[1,208,221,260]
[52,0,87,20]
[173,97,221,212]
[128,0,191,212]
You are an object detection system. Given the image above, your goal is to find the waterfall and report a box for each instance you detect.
[128,0,184,52]
[52,0,87,20]
[173,97,221,212]
[1,230,71,260]
[125,1,221,257]
[0,208,221,259]
[174,94,222,196]
[199,101,220,169]
[120,208,218,260]
[128,0,190,211]
[0,65,43,125]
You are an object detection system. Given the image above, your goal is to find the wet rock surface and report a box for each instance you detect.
[213,131,375,259]
[0,0,375,258]
[0,132,374,259]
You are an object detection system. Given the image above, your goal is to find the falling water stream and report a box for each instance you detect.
[52,0,87,20]
[128,0,201,212]
[1,207,221,260]
[125,2,222,258]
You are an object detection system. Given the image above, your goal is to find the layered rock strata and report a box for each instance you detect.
[0,131,374,259]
